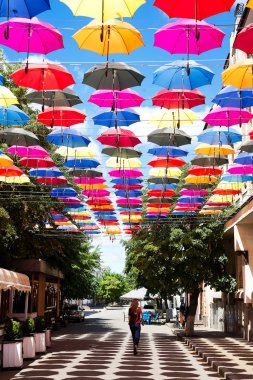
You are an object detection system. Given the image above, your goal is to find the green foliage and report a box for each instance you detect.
[22,318,35,336]
[34,316,46,333]
[97,271,130,304]
[4,319,23,341]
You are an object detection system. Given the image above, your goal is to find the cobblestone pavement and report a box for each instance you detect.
[1,309,225,380]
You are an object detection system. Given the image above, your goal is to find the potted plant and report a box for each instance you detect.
[2,318,23,368]
[22,318,36,359]
[34,316,46,354]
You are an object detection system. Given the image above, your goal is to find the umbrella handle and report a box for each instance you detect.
[4,23,9,40]
[100,0,105,42]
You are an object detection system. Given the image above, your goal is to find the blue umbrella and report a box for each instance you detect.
[222,174,253,182]
[111,178,143,185]
[212,86,253,108]
[49,188,78,197]
[93,109,140,128]
[0,105,30,126]
[148,183,178,190]
[234,152,253,165]
[0,0,51,18]
[118,207,142,211]
[46,128,91,148]
[177,196,205,203]
[115,190,142,197]
[198,127,242,145]
[94,211,116,215]
[148,146,188,157]
[83,230,101,234]
[0,75,3,85]
[29,167,63,177]
[122,222,140,226]
[153,60,214,90]
[172,211,196,215]
[97,215,118,220]
[63,158,100,169]
[145,215,167,219]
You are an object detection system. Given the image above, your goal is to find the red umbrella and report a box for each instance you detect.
[120,211,142,215]
[19,156,55,168]
[71,215,91,220]
[188,166,222,176]
[86,198,112,205]
[36,176,68,185]
[147,203,172,208]
[174,206,198,211]
[206,201,231,207]
[97,128,141,147]
[0,165,23,176]
[10,62,75,90]
[233,23,253,55]
[90,207,114,211]
[212,189,241,196]
[147,190,176,197]
[152,89,205,109]
[148,157,186,168]
[38,107,86,127]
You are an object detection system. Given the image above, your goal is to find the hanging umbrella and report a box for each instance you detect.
[108,169,143,177]
[233,23,253,54]
[106,157,141,168]
[102,146,142,158]
[153,60,214,90]
[200,210,222,215]
[59,0,145,21]
[240,140,253,153]
[29,167,63,177]
[55,146,96,159]
[38,107,86,127]
[69,169,103,178]
[82,189,110,197]
[212,86,253,109]
[147,189,175,197]
[188,166,222,176]
[26,88,82,107]
[222,59,253,89]
[116,197,142,205]
[148,157,186,167]
[179,188,209,196]
[178,196,205,203]
[73,177,106,185]
[10,62,75,91]
[78,183,108,190]
[7,145,49,158]
[148,127,191,146]
[153,0,235,20]
[148,176,179,184]
[0,165,24,176]
[149,167,182,177]
[234,152,253,165]
[152,89,205,109]
[36,176,68,185]
[150,108,198,128]
[0,0,51,19]
[50,188,78,197]
[195,143,234,156]
[46,128,91,148]
[148,183,178,190]
[148,146,188,157]
[183,183,211,190]
[0,86,18,106]
[19,156,55,168]
[0,154,13,166]
[0,105,30,126]
[212,188,241,196]
[198,126,242,145]
[191,154,228,166]
[73,19,144,60]
[97,128,141,147]
[203,107,253,127]
[86,198,112,205]
[113,184,142,190]
[93,109,140,128]
[63,158,100,169]
[0,127,39,146]
[154,19,225,56]
[185,174,217,184]
[89,89,144,109]
[111,178,142,184]
[147,197,172,205]
[0,174,30,184]
[227,165,253,175]
[115,190,142,197]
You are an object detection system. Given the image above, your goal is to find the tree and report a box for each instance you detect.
[97,271,129,304]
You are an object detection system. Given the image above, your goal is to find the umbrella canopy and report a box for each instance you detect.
[221,174,253,182]
[82,189,110,197]
[233,23,253,54]
[26,88,82,107]
[227,165,253,175]
[46,128,91,148]
[60,0,145,20]
[111,178,142,184]
[203,107,253,127]
[70,169,103,178]
[73,19,144,57]
[188,166,222,176]
[29,167,63,177]
[212,86,253,109]
[10,62,75,90]
[153,0,235,20]
[147,197,172,205]
[93,110,140,128]
[113,184,142,190]
[198,127,242,145]
[150,108,198,128]
[78,183,108,190]
[73,177,106,185]
[7,145,49,158]
[195,143,235,156]
[222,59,253,89]
[102,146,141,158]
[116,197,142,205]
[108,169,143,178]
[0,0,51,18]
[19,156,55,168]
[148,157,186,167]
[234,152,253,165]
[154,19,225,55]
[89,89,144,109]
[185,174,217,184]
[97,128,141,147]
[0,154,13,166]
[178,196,205,203]
[56,146,96,159]
[148,145,188,157]
[36,176,67,185]
[106,157,141,168]
[179,188,209,196]
[153,60,214,90]
[50,188,78,197]
[115,190,142,197]
[147,189,175,197]
[152,89,205,109]
[149,167,182,177]
[0,165,24,176]
[0,86,18,106]
[191,154,228,166]
[0,127,39,146]
[214,182,244,191]
[148,183,178,190]
[38,107,86,127]
[83,62,145,90]
[0,174,30,184]
[63,158,100,169]
[240,140,253,153]
[148,176,179,184]
[148,127,191,146]
[0,105,30,126]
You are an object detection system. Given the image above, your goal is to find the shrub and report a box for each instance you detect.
[4,319,23,341]
[22,318,35,336]
[34,316,46,333]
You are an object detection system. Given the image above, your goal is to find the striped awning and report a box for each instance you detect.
[0,268,31,293]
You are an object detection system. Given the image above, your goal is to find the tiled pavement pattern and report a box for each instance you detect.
[1,309,252,380]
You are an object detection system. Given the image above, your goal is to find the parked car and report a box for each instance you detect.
[142,304,156,316]
[63,304,85,322]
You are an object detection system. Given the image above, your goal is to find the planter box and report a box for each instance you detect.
[2,341,23,368]
[45,329,51,348]
[34,332,46,353]
[23,336,36,359]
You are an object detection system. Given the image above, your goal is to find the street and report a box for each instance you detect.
[1,309,224,380]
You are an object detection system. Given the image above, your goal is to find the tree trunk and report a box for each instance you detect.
[163,298,169,309]
[185,290,199,337]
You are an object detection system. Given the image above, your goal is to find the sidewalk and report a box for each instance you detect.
[166,323,253,380]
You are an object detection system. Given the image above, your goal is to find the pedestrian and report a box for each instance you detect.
[179,300,186,328]
[128,298,142,355]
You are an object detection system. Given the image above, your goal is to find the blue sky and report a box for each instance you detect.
[2,0,247,272]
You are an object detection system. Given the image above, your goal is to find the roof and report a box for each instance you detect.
[120,287,149,300]
[0,268,31,293]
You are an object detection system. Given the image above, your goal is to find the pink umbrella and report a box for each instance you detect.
[116,197,142,205]
[154,19,225,55]
[108,169,143,178]
[81,189,110,197]
[88,89,144,109]
[176,202,202,207]
[73,177,106,185]
[227,165,253,175]
[19,156,55,168]
[58,197,81,205]
[203,107,253,127]
[179,188,209,196]
[97,128,141,147]
[7,145,49,158]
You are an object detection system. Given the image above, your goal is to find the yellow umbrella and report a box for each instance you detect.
[199,210,222,215]
[106,157,142,168]
[60,0,146,21]
[216,182,245,190]
[0,154,13,167]
[149,167,182,177]
[209,194,234,203]
[150,108,198,128]
[247,0,253,8]
[77,183,108,190]
[73,19,144,58]
[68,211,91,216]
[55,146,96,158]
[185,175,217,184]
[195,143,234,156]
[0,174,30,184]
[121,215,142,222]
[146,207,170,212]
[0,86,18,106]
[222,59,253,88]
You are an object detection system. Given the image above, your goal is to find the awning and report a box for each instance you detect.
[0,268,31,293]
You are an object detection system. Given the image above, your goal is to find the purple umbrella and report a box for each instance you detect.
[203,107,253,127]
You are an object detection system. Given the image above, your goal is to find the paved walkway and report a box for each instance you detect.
[1,309,222,380]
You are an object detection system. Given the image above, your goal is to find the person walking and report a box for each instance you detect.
[128,298,142,355]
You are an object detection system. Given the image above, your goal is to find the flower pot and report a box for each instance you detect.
[23,335,36,359]
[34,332,46,353]
[2,340,23,368]
[45,329,52,348]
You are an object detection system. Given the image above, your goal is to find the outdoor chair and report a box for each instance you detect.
[142,311,151,325]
